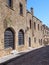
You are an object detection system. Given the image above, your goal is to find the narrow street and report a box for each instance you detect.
[1,46,49,65]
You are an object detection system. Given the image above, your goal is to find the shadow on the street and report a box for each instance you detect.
[0,45,49,65]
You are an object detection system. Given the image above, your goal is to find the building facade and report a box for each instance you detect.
[0,0,49,57]
[42,25,49,45]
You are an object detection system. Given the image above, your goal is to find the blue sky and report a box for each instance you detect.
[27,0,49,27]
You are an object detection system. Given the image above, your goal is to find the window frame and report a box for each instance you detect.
[30,20,32,29]
[34,38,36,43]
[4,28,15,49]
[19,3,23,15]
[34,22,36,30]
[29,37,31,47]
[7,0,13,8]
[38,24,40,30]
[18,30,24,45]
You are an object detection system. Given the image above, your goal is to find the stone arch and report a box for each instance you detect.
[4,27,15,49]
[18,29,24,45]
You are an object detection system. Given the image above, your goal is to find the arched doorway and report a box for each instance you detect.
[4,28,15,49]
[18,29,24,45]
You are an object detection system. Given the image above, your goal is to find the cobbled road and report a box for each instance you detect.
[1,46,49,65]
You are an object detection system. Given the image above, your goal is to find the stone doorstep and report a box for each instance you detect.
[0,46,43,64]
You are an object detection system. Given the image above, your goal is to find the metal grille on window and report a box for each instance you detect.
[4,28,14,49]
[18,30,24,45]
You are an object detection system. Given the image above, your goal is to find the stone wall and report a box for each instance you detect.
[0,0,48,58]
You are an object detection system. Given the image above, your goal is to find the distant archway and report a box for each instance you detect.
[4,28,15,49]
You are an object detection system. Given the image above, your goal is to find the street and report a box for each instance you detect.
[1,46,49,65]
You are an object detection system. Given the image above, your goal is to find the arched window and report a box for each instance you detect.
[4,28,15,49]
[18,30,24,45]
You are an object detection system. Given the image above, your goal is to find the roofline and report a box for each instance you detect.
[33,16,42,23]
[26,10,32,15]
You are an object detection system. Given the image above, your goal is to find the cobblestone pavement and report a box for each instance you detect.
[1,46,49,65]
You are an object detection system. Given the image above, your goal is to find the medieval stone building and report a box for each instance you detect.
[42,25,49,45]
[0,0,49,58]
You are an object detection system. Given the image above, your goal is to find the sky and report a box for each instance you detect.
[27,0,49,27]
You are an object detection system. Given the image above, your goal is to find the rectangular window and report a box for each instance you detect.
[29,37,31,47]
[34,38,36,43]
[39,39,42,45]
[41,39,42,45]
[34,22,36,30]
[20,3,23,15]
[38,24,39,30]
[7,0,13,8]
[39,39,40,43]
[41,26,42,30]
[30,20,31,29]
